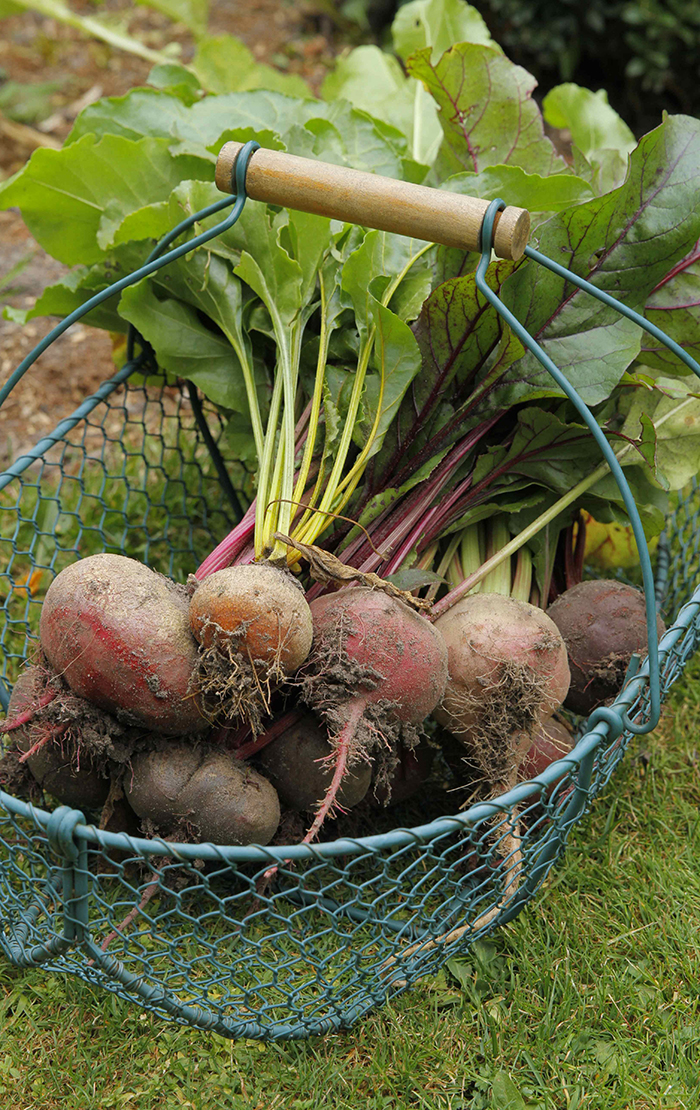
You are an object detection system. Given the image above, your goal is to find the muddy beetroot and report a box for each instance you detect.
[433,594,570,791]
[546,579,666,716]
[298,587,449,842]
[189,563,313,731]
[39,553,204,735]
[125,745,281,845]
[258,712,372,813]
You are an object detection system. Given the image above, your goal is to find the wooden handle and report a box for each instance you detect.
[215,142,530,262]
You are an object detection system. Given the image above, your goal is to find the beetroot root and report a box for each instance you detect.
[40,553,204,735]
[299,587,449,842]
[433,594,570,790]
[189,563,313,730]
[258,712,372,813]
[6,666,110,810]
[125,745,281,845]
[546,579,666,716]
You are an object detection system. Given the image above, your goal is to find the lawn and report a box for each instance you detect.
[1,654,698,1110]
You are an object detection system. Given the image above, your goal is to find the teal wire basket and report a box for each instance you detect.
[2,147,700,1040]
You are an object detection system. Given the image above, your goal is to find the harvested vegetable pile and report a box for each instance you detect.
[2,0,700,881]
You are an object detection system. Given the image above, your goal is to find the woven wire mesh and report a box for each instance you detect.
[1,366,699,1041]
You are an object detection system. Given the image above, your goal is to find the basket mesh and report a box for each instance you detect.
[1,367,699,1041]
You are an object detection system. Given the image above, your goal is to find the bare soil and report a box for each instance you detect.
[0,0,340,462]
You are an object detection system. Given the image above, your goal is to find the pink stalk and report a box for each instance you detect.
[341,414,503,574]
[195,501,256,579]
[300,700,365,845]
[380,472,474,575]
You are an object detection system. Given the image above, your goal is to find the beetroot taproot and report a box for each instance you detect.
[40,553,204,735]
[258,712,372,813]
[546,579,666,716]
[298,586,449,842]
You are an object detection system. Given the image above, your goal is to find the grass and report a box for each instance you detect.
[2,658,699,1109]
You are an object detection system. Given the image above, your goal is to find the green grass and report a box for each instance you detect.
[2,660,700,1109]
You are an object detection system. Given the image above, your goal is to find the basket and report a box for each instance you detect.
[2,150,700,1039]
[1,359,699,1040]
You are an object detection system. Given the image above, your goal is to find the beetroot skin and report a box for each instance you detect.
[296,586,449,842]
[40,554,205,735]
[6,666,110,810]
[546,579,666,716]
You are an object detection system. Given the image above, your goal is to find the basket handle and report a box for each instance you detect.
[214,141,531,261]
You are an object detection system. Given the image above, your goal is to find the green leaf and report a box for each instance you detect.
[543,84,636,194]
[442,165,594,214]
[0,134,212,265]
[407,43,567,178]
[146,63,203,105]
[190,34,310,97]
[137,0,208,37]
[358,302,423,459]
[642,246,700,373]
[284,108,407,179]
[501,114,700,405]
[118,278,252,412]
[67,87,322,150]
[385,567,445,589]
[620,378,700,491]
[320,45,440,166]
[491,1071,526,1110]
[544,85,636,161]
[341,229,432,346]
[392,0,494,63]
[67,87,193,144]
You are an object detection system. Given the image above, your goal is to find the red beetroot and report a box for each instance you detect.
[39,553,205,735]
[546,579,666,717]
[258,712,372,813]
[299,587,449,842]
[6,666,110,810]
[434,594,570,790]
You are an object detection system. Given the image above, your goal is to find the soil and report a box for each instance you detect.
[0,0,341,461]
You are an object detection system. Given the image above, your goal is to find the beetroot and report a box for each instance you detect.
[189,563,313,730]
[258,712,372,813]
[40,554,205,735]
[546,579,666,716]
[125,745,281,845]
[5,666,110,810]
[371,738,435,807]
[433,594,570,790]
[298,587,449,842]
[519,718,574,781]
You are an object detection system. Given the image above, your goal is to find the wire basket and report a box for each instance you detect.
[0,357,698,1041]
[2,144,700,1038]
